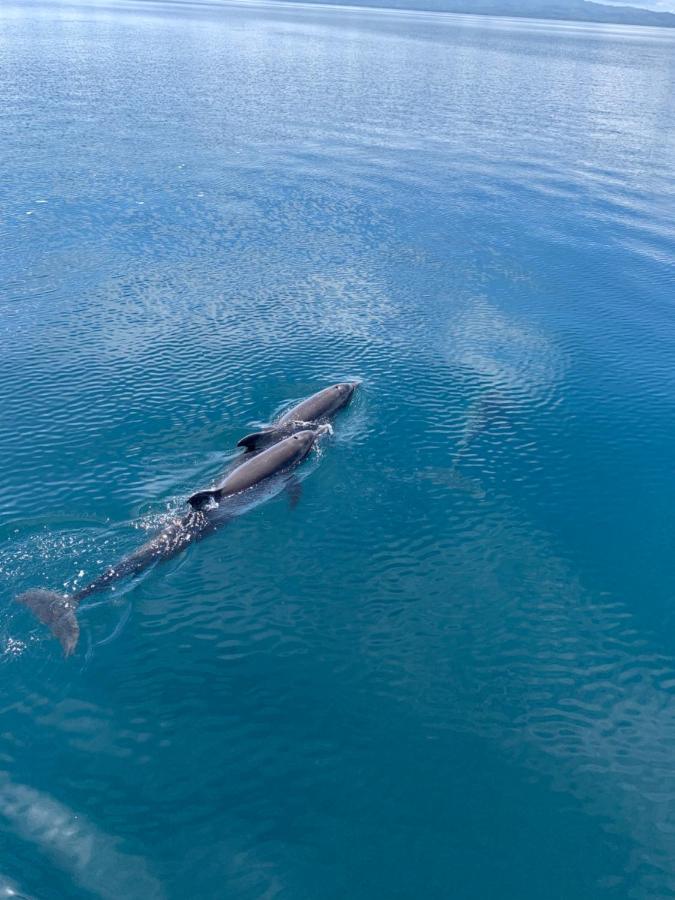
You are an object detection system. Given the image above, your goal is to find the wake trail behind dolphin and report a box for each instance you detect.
[16,508,212,656]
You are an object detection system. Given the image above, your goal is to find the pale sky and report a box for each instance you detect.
[598,0,675,11]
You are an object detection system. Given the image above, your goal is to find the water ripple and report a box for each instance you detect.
[2,1,675,897]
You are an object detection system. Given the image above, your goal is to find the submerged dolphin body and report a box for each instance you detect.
[16,430,321,656]
[432,391,512,498]
[237,382,358,452]
[0,871,36,900]
[0,773,164,899]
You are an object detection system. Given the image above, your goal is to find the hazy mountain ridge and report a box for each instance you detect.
[278,0,675,27]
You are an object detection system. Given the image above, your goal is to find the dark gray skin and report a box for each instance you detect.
[188,428,320,509]
[16,430,320,657]
[237,382,358,452]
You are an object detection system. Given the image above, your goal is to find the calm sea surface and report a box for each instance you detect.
[2,1,675,896]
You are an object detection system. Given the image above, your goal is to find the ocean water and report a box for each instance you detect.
[2,1,675,896]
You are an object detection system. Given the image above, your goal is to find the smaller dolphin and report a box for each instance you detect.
[237,382,358,452]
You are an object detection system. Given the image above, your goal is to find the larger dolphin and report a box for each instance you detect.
[237,382,358,452]
[16,429,323,656]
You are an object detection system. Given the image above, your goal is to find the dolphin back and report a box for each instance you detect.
[191,430,316,510]
[278,383,355,425]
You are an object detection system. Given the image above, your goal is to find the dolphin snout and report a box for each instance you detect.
[339,381,360,397]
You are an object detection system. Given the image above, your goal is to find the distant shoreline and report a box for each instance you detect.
[264,0,675,28]
[14,0,674,32]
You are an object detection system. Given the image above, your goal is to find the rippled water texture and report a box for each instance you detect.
[2,1,675,896]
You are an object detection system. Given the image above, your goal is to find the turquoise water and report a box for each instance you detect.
[2,1,675,896]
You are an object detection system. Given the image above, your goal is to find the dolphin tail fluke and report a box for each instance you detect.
[446,470,486,500]
[15,589,80,656]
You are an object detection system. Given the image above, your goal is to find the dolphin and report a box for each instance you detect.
[16,429,323,657]
[0,871,36,900]
[427,390,511,498]
[236,382,358,452]
[0,773,164,899]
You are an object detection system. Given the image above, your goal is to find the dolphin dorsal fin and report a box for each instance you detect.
[237,429,276,451]
[188,489,220,511]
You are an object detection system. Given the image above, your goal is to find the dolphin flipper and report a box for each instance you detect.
[16,589,80,656]
[285,476,303,510]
